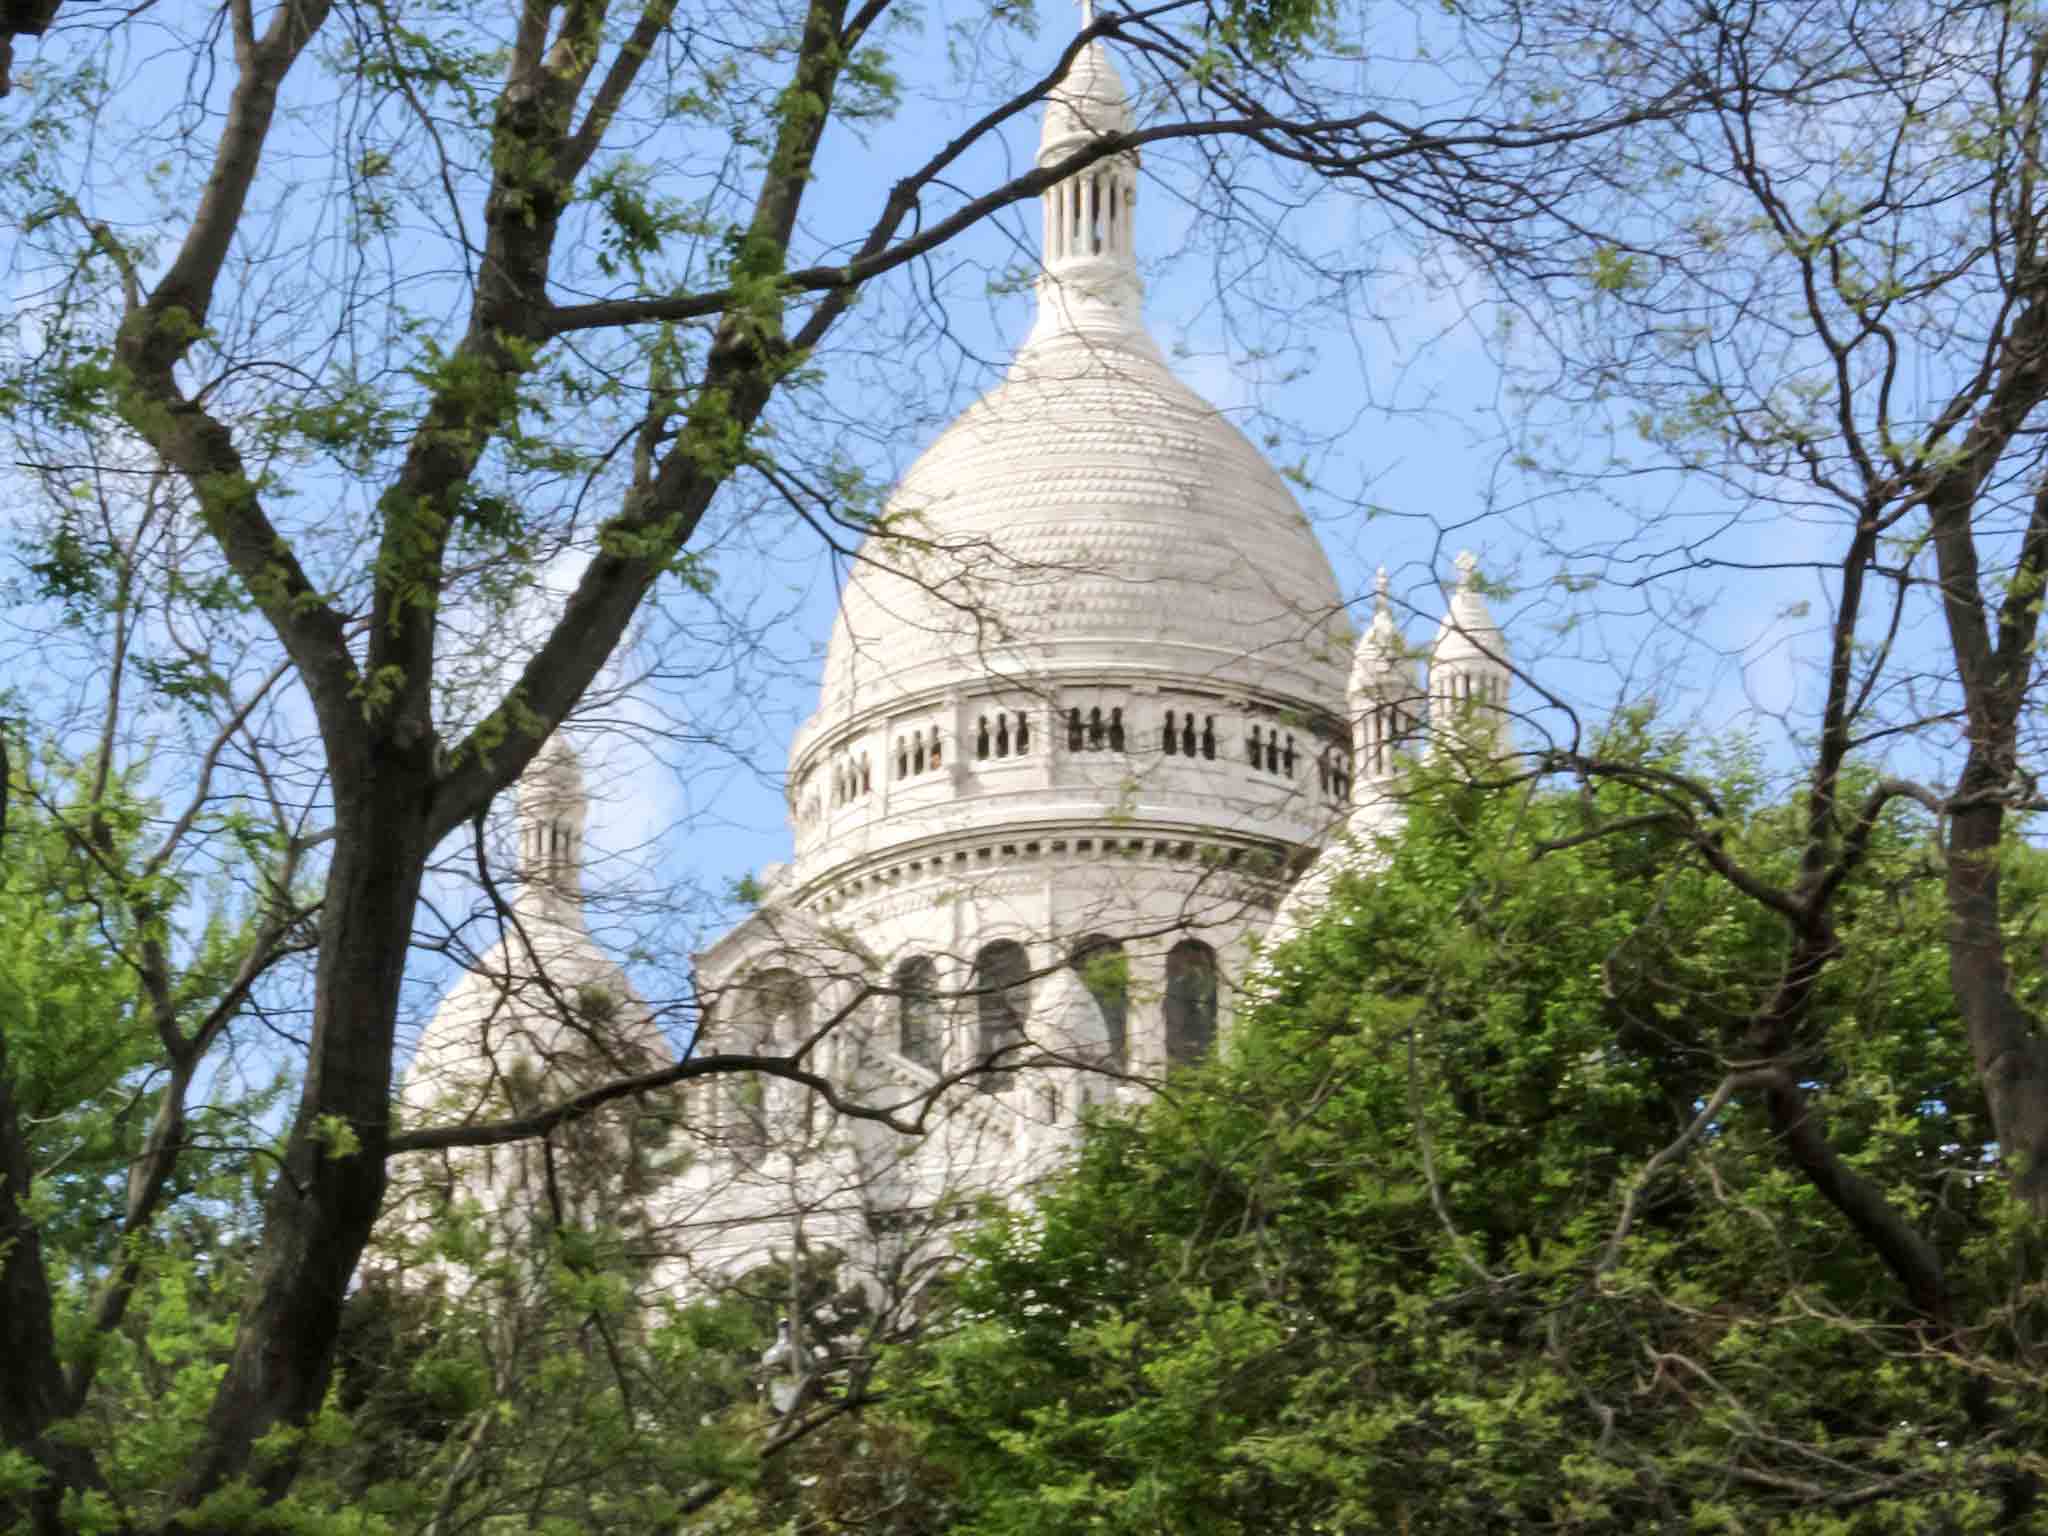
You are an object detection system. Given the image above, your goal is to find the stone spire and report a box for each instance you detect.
[1350,567,1421,788]
[1429,552,1512,749]
[516,733,587,909]
[1025,18,1150,350]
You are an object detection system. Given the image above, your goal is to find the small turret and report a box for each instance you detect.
[1349,567,1422,789]
[1428,552,1511,751]
[516,733,587,907]
[1026,13,1148,349]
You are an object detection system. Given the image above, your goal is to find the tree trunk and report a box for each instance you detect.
[1946,770,2048,1220]
[171,746,435,1518]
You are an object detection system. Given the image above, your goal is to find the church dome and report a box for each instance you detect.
[403,737,668,1132]
[807,31,1345,733]
[815,328,1350,719]
[783,32,1353,903]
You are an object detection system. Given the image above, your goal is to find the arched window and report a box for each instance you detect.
[995,713,1011,757]
[1247,724,1262,767]
[929,725,942,769]
[1068,935,1128,1068]
[913,735,926,773]
[1201,715,1216,760]
[735,968,812,1146]
[1015,713,1031,754]
[1165,940,1217,1067]
[1068,707,1084,751]
[976,716,991,759]
[974,940,1030,1094]
[895,956,939,1070]
[1108,707,1125,751]
[1163,709,1179,755]
[1088,706,1105,750]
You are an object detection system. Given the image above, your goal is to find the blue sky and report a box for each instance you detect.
[0,0,1861,1041]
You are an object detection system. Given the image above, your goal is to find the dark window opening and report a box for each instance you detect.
[975,940,1030,1094]
[1069,935,1128,1069]
[896,956,939,1070]
[1165,940,1217,1067]
[737,968,812,1148]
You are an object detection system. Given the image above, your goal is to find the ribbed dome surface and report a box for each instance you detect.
[816,330,1350,722]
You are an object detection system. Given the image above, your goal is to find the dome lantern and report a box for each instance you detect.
[1027,15,1146,348]
[516,734,587,906]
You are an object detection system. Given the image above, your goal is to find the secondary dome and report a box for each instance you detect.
[815,327,1350,721]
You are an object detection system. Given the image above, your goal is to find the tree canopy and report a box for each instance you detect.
[873,748,2047,1533]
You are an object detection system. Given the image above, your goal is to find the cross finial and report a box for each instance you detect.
[1454,550,1478,586]
[1373,565,1391,613]
[1079,0,1095,24]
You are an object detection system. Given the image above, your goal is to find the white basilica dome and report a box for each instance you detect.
[781,36,1351,902]
[812,31,1345,726]
[817,328,1351,718]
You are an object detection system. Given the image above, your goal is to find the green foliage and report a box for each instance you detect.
[303,1235,794,1535]
[855,746,2046,1534]
[1192,0,1337,67]
[1075,945,1130,1005]
[0,763,152,1266]
[0,743,305,1526]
